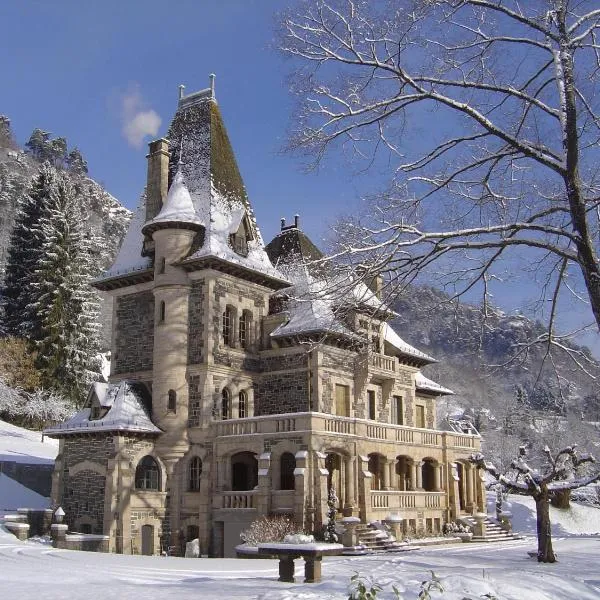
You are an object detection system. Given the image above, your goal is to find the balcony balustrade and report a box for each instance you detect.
[214,412,478,450]
[370,491,446,511]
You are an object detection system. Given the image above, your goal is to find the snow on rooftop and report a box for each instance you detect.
[99,193,152,280]
[144,168,204,230]
[184,182,287,282]
[415,372,454,395]
[382,322,436,362]
[45,381,160,436]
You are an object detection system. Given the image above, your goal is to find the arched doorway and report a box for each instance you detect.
[422,459,437,491]
[396,455,412,490]
[141,524,154,555]
[368,453,385,491]
[280,452,296,490]
[231,452,258,491]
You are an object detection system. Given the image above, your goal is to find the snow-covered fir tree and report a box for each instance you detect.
[28,170,101,405]
[3,163,58,338]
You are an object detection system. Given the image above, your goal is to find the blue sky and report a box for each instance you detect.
[1,0,373,246]
[2,1,598,354]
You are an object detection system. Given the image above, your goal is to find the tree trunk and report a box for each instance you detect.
[535,487,556,563]
[550,488,570,509]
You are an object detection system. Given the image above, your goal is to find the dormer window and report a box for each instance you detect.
[229,232,249,257]
[90,405,101,420]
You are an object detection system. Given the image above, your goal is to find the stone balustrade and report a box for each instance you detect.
[218,490,256,509]
[214,412,478,450]
[370,352,396,373]
[370,491,446,511]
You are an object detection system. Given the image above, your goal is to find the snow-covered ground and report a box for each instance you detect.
[0,419,58,464]
[0,493,598,600]
[0,420,598,598]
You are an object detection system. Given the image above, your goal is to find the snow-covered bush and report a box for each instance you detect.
[0,377,74,429]
[443,522,472,536]
[240,516,302,546]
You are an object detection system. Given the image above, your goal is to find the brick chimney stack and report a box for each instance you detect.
[146,138,170,223]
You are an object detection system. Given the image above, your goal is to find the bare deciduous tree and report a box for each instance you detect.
[472,445,600,562]
[280,0,600,366]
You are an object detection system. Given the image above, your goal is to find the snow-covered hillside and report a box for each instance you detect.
[0,419,58,465]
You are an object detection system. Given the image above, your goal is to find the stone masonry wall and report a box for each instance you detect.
[188,280,205,365]
[62,471,106,534]
[114,291,154,374]
[256,371,308,415]
[188,375,202,427]
[61,436,115,534]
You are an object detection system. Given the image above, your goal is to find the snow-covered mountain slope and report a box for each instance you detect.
[393,285,600,423]
[0,419,58,465]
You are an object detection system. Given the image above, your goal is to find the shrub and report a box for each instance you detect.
[240,515,301,546]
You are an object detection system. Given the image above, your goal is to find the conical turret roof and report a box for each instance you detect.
[142,166,204,234]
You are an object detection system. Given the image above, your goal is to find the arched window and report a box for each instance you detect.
[239,310,252,349]
[280,452,296,490]
[188,457,202,491]
[222,388,230,420]
[238,390,247,418]
[222,306,234,346]
[167,389,176,413]
[135,456,160,491]
[159,301,166,323]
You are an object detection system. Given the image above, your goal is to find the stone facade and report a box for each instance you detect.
[49,88,484,559]
[114,291,154,374]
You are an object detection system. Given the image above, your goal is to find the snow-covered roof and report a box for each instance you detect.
[382,323,436,363]
[44,381,160,436]
[415,372,454,396]
[142,167,204,232]
[182,182,288,283]
[97,193,152,280]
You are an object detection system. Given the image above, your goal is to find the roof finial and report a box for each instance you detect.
[281,217,286,230]
[178,84,185,101]
[209,73,216,99]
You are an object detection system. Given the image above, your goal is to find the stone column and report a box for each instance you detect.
[415,461,423,490]
[387,459,396,490]
[344,456,356,515]
[410,462,418,491]
[256,452,272,517]
[381,459,389,490]
[433,464,442,492]
[465,466,474,512]
[294,451,308,530]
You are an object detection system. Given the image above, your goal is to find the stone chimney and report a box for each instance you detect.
[146,138,170,223]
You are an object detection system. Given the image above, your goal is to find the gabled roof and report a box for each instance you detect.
[44,381,160,437]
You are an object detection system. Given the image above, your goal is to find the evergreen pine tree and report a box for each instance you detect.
[30,171,101,405]
[25,128,51,161]
[67,147,88,175]
[3,163,57,337]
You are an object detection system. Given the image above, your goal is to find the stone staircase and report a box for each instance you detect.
[458,515,524,543]
[350,523,409,554]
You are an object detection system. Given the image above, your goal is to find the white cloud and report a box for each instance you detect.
[120,85,161,148]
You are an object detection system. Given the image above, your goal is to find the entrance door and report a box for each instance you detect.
[141,524,154,555]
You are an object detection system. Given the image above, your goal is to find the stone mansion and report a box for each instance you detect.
[46,78,484,557]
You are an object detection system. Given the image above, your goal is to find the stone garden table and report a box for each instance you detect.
[257,542,344,583]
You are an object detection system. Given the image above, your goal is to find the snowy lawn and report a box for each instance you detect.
[0,529,598,599]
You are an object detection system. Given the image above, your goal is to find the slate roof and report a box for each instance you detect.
[44,381,160,437]
[96,80,287,288]
[415,372,454,396]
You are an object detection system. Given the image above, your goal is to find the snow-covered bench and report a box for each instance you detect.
[257,542,344,583]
